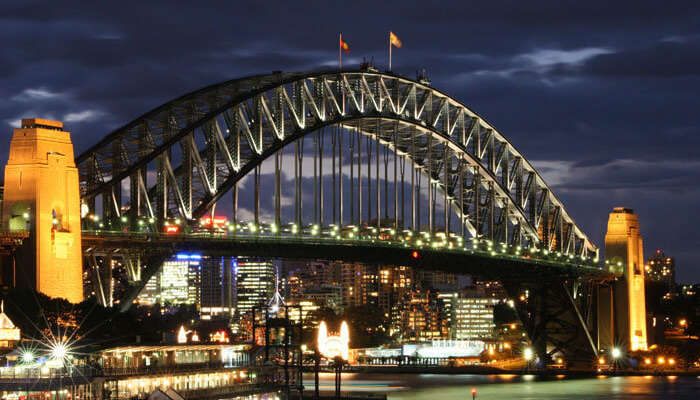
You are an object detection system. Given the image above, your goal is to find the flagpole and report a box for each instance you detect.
[339,33,342,70]
[389,32,392,71]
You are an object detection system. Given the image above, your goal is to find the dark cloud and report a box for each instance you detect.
[1,0,700,280]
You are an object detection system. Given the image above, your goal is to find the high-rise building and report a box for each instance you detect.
[378,266,416,316]
[138,253,202,307]
[285,260,341,303]
[138,254,235,319]
[340,262,366,308]
[453,297,498,340]
[645,250,676,288]
[438,291,498,341]
[200,256,235,319]
[235,257,276,316]
[391,290,446,343]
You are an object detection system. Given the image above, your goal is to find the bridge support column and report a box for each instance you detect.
[597,283,614,353]
[602,207,648,352]
[505,278,599,368]
[1,119,83,303]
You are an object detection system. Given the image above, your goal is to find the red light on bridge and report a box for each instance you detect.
[411,250,420,259]
[165,225,180,234]
[200,216,227,227]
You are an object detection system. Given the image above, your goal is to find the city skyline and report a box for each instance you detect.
[1,1,699,281]
[2,3,700,397]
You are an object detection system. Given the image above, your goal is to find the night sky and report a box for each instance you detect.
[1,1,699,281]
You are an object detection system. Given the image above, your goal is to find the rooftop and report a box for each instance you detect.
[613,207,634,214]
[20,118,63,131]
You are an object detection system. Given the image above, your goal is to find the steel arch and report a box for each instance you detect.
[77,70,596,256]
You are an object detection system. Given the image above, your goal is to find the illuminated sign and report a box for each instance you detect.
[317,321,349,360]
[165,225,180,234]
[176,253,202,260]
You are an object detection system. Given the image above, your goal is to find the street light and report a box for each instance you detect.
[51,343,67,360]
[523,347,533,361]
[611,347,621,360]
[21,350,34,363]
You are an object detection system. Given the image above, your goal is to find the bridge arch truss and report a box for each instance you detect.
[77,70,596,257]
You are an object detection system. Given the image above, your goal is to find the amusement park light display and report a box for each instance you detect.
[317,321,350,360]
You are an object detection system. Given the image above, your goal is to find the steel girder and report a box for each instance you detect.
[76,70,597,257]
[504,278,600,367]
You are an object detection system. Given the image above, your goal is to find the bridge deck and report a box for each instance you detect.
[82,231,612,281]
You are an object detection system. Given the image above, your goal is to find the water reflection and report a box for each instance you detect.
[303,373,700,399]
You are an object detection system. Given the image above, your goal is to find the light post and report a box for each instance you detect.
[611,347,621,372]
[314,348,320,400]
[523,347,534,371]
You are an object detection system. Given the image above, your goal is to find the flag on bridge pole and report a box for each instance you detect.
[339,33,350,70]
[389,31,402,71]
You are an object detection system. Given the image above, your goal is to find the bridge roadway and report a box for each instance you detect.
[82,228,612,282]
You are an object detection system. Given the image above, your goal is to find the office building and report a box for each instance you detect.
[439,291,498,340]
[200,256,235,319]
[235,257,276,315]
[138,253,202,307]
[391,290,446,343]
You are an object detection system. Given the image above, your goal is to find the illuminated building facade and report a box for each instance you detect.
[391,290,446,342]
[317,321,350,360]
[0,302,20,349]
[138,253,202,307]
[199,256,235,319]
[285,260,342,309]
[438,292,497,340]
[602,207,648,351]
[1,119,83,303]
[378,266,415,316]
[453,297,497,340]
[235,257,275,315]
[286,300,320,328]
[645,249,676,288]
[340,262,369,308]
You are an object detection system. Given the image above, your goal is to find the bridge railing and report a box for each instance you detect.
[82,221,603,270]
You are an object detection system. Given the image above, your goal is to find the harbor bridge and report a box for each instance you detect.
[5,69,618,366]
